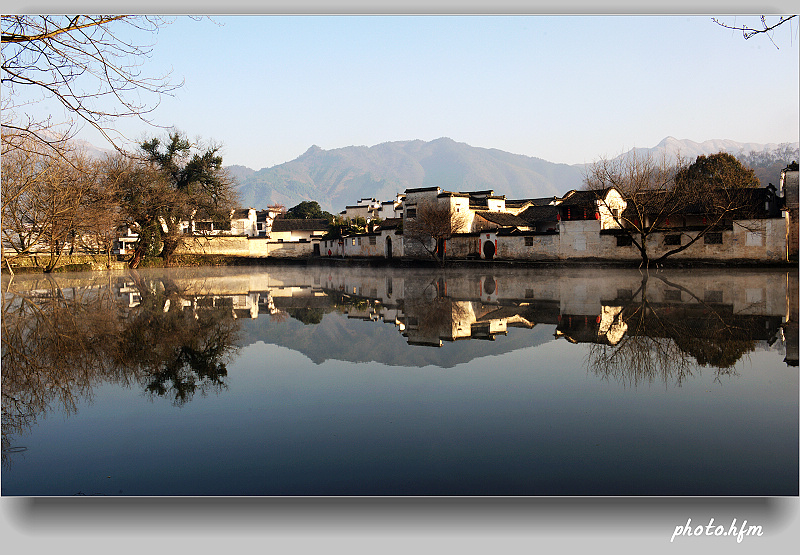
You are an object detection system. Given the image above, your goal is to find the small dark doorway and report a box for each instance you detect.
[483,240,495,260]
[313,244,320,256]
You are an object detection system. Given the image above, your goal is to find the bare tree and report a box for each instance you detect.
[76,161,125,268]
[585,151,684,266]
[1,15,179,160]
[586,151,764,267]
[403,201,469,265]
[1,133,98,272]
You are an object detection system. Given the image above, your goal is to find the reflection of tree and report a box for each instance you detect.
[1,272,242,462]
[285,307,325,325]
[1,276,127,463]
[585,274,765,387]
[120,272,240,406]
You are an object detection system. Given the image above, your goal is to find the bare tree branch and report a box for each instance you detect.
[2,15,180,157]
[712,15,797,48]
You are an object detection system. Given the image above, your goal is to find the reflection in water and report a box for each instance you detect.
[1,271,241,463]
[2,265,796,465]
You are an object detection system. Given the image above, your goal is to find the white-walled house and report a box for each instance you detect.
[166,181,791,265]
[269,218,330,242]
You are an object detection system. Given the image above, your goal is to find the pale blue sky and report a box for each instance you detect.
[22,13,800,169]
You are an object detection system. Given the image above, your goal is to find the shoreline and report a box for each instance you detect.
[3,253,795,275]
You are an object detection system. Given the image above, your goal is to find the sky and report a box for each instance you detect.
[10,12,800,170]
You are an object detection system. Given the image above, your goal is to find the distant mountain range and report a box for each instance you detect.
[228,137,798,212]
[228,137,584,213]
[624,136,798,163]
[63,133,797,213]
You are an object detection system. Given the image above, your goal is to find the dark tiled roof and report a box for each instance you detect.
[271,218,330,232]
[559,189,610,207]
[518,205,560,222]
[474,211,529,227]
[378,217,403,230]
[461,190,495,196]
[231,208,252,219]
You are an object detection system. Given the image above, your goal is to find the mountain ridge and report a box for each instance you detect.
[229,136,797,212]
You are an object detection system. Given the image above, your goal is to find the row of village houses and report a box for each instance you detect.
[167,162,799,264]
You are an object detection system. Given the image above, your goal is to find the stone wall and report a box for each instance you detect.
[176,236,249,256]
[173,215,788,264]
[495,233,559,260]
[174,236,316,258]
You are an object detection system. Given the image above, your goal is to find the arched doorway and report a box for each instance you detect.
[386,236,393,259]
[483,276,496,295]
[483,240,495,260]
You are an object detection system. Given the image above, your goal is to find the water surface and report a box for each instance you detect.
[2,265,797,495]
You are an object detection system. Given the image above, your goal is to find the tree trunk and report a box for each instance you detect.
[129,244,145,269]
[160,235,180,267]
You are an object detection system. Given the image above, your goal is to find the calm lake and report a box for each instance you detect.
[2,264,797,496]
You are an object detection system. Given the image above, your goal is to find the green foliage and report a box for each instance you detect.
[322,215,379,239]
[286,307,325,325]
[123,131,237,267]
[139,221,164,258]
[675,152,760,192]
[285,200,334,221]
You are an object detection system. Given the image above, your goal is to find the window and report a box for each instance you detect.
[524,236,534,247]
[369,236,377,245]
[406,207,417,218]
[196,221,212,232]
[704,290,723,303]
[664,289,682,302]
[525,289,535,298]
[664,234,681,246]
[704,232,723,244]
[612,208,621,219]
[746,231,763,246]
[357,238,362,246]
[616,235,632,246]
[351,238,356,246]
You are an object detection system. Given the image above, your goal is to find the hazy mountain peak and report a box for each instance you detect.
[301,144,323,157]
[622,137,799,163]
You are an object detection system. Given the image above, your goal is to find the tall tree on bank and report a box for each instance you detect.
[118,131,238,268]
[585,151,762,267]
